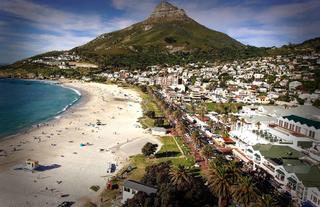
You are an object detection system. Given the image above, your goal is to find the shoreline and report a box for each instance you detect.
[0,80,161,206]
[0,79,83,141]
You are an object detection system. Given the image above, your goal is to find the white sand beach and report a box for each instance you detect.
[0,80,161,207]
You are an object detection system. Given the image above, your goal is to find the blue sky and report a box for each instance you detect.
[0,0,319,63]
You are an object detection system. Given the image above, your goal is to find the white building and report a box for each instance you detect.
[278,115,320,140]
[121,180,157,204]
[150,127,167,136]
[245,144,320,207]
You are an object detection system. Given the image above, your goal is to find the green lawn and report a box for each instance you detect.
[139,90,164,117]
[139,117,155,129]
[134,87,169,128]
[127,155,195,181]
[127,136,194,181]
[175,136,191,155]
[157,136,181,157]
[205,102,244,114]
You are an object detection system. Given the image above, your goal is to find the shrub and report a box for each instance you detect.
[142,142,158,156]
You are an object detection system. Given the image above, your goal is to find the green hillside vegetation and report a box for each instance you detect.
[267,37,320,56]
[72,18,272,68]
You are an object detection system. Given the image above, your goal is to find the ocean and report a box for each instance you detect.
[0,79,81,138]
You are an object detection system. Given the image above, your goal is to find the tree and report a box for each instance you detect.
[176,122,186,136]
[145,110,155,118]
[230,115,238,130]
[169,165,193,191]
[142,142,158,156]
[190,103,196,114]
[296,97,305,105]
[201,145,214,163]
[313,99,320,109]
[227,160,241,183]
[207,161,231,207]
[240,118,246,132]
[154,118,164,127]
[256,121,261,140]
[231,176,258,207]
[253,194,278,207]
[172,110,182,121]
[207,120,214,130]
[199,105,208,119]
[140,85,147,93]
[191,131,201,147]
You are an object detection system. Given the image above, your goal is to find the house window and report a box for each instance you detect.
[289,124,294,131]
[309,131,315,138]
[284,122,288,129]
[124,187,131,192]
[279,120,283,127]
[295,126,301,133]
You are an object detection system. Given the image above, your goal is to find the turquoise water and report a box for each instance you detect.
[0,79,81,138]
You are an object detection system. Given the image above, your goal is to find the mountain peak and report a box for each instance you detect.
[147,1,189,22]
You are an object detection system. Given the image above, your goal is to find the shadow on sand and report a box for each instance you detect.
[35,164,61,171]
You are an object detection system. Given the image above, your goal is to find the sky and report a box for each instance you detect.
[0,0,319,63]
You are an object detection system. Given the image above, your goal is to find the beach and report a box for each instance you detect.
[0,80,161,207]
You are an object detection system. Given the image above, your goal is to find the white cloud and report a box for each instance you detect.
[0,0,109,33]
[112,0,157,12]
[1,0,320,62]
[0,0,140,62]
[255,0,320,24]
[10,33,93,53]
[179,0,320,46]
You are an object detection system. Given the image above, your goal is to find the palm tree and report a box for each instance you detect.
[253,194,278,207]
[190,103,196,114]
[256,121,262,140]
[207,120,214,130]
[230,115,238,130]
[173,110,182,121]
[240,118,246,132]
[169,165,192,191]
[231,176,258,207]
[226,160,240,184]
[207,161,231,207]
[176,122,186,137]
[199,104,208,119]
[201,145,214,163]
[220,115,229,134]
[191,131,200,147]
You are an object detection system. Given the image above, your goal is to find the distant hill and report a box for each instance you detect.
[267,37,320,56]
[296,37,320,50]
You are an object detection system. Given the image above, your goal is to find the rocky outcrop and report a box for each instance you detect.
[146,1,189,22]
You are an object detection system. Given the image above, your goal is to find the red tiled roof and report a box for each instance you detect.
[223,137,235,144]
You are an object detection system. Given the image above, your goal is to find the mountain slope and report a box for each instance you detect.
[72,1,246,67]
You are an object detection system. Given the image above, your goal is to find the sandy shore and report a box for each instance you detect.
[0,80,161,207]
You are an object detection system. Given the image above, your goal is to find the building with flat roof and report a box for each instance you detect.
[245,144,320,207]
[121,180,157,204]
